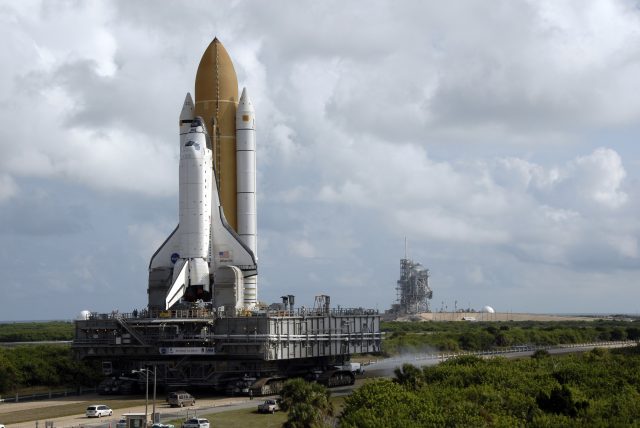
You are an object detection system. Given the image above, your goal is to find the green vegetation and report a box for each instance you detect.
[279,378,334,428]
[0,322,98,394]
[381,320,640,355]
[0,344,101,393]
[341,346,640,427]
[0,321,74,342]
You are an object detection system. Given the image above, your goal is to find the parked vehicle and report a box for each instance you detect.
[181,418,209,428]
[166,390,188,402]
[258,399,280,414]
[167,391,196,407]
[152,424,175,428]
[116,419,127,428]
[86,404,113,417]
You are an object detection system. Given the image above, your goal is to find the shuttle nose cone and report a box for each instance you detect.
[236,87,255,130]
[179,92,194,123]
[237,87,254,112]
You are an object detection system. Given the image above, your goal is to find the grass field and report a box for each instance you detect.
[167,407,288,428]
[166,396,346,428]
[0,399,148,424]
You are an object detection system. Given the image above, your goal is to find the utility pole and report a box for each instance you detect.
[152,365,157,424]
[145,369,149,428]
[133,366,156,428]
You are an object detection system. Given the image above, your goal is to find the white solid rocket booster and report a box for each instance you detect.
[236,88,257,308]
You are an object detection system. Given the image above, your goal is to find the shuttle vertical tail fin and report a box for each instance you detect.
[165,259,189,309]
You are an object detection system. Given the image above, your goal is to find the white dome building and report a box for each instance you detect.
[77,310,91,320]
[481,305,495,314]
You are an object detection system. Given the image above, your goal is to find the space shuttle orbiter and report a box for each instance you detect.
[147,39,258,311]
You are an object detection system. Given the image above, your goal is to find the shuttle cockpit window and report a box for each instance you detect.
[185,141,201,150]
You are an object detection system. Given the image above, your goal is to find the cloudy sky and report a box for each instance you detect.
[0,0,639,320]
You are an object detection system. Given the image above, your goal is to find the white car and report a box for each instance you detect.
[181,418,210,428]
[86,404,113,417]
[258,399,280,414]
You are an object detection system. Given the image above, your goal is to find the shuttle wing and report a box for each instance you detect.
[149,225,181,270]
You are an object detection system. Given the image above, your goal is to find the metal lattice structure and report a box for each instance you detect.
[395,258,433,314]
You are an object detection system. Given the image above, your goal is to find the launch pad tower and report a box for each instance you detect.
[395,258,433,314]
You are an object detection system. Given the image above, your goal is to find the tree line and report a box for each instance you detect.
[0,321,74,342]
[0,344,101,393]
[381,320,640,355]
[339,346,640,427]
[278,345,640,426]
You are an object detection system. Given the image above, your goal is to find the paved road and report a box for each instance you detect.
[364,341,635,376]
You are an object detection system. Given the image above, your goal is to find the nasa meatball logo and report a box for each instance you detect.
[171,253,180,264]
